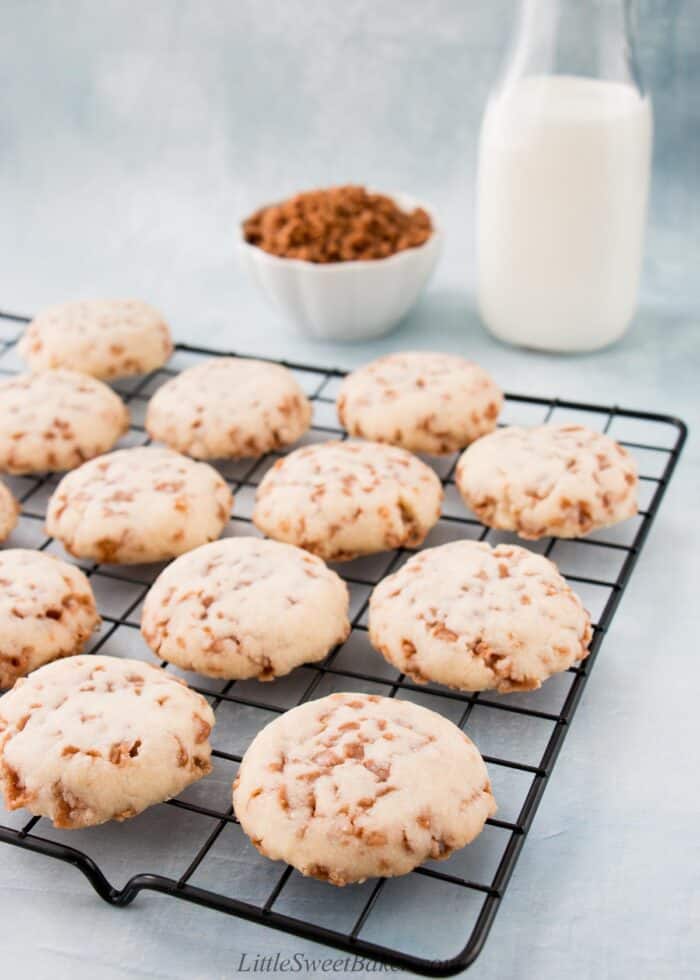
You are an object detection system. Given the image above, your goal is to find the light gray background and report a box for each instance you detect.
[0,2,698,979]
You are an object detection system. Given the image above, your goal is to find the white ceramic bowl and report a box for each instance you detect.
[236,192,441,342]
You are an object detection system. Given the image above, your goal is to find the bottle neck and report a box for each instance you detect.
[500,0,643,93]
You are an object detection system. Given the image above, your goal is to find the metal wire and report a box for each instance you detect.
[0,311,688,977]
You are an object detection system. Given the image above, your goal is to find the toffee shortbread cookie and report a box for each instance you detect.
[0,370,129,474]
[46,447,232,564]
[253,440,443,562]
[369,540,592,693]
[0,481,19,542]
[19,299,173,379]
[0,655,215,828]
[0,549,99,689]
[233,692,496,885]
[337,352,502,454]
[145,357,312,459]
[456,424,638,539]
[142,538,350,680]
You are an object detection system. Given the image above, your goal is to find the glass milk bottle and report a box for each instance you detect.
[476,0,653,352]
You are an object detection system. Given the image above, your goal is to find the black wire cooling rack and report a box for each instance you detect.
[0,309,688,977]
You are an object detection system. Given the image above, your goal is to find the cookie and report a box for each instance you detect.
[456,424,638,539]
[0,370,129,474]
[0,655,215,828]
[46,447,232,564]
[369,540,592,693]
[253,440,443,562]
[145,357,312,459]
[0,549,100,689]
[233,692,496,885]
[337,352,502,454]
[142,537,350,680]
[19,299,173,379]
[0,481,19,542]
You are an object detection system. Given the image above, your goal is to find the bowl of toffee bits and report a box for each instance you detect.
[237,186,441,341]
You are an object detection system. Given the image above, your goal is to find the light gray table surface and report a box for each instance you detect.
[0,2,698,978]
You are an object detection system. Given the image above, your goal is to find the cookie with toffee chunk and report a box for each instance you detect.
[456,424,638,539]
[146,357,311,459]
[0,655,215,828]
[337,351,502,454]
[369,540,592,693]
[0,481,19,542]
[19,299,172,380]
[233,692,495,885]
[142,537,349,680]
[0,370,129,474]
[46,446,232,564]
[253,440,443,562]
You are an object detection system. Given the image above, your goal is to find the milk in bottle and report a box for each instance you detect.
[476,1,653,352]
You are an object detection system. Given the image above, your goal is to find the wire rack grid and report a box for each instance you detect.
[0,310,688,977]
